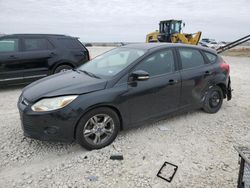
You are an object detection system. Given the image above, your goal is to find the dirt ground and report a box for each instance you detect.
[0,47,250,188]
[221,46,250,57]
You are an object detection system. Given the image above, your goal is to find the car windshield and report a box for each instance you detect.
[78,47,146,78]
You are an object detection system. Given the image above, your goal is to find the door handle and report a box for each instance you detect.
[204,71,212,76]
[50,52,56,57]
[169,79,178,85]
[8,55,18,59]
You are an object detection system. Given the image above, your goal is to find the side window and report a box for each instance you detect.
[135,49,175,76]
[23,38,52,51]
[204,52,217,63]
[58,38,84,49]
[0,38,19,52]
[179,48,205,69]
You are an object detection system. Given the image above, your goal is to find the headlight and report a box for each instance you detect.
[31,95,78,112]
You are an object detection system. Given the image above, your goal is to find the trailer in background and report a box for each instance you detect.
[235,146,250,188]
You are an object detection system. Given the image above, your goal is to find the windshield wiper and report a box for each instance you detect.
[78,69,101,79]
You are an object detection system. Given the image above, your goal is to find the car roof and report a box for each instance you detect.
[0,34,74,38]
[123,43,217,54]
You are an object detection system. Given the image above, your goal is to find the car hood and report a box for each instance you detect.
[22,70,107,102]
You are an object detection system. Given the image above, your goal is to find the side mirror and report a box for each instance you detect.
[130,70,149,81]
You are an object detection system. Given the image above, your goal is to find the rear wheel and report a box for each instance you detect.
[54,64,73,74]
[203,86,223,113]
[76,107,120,150]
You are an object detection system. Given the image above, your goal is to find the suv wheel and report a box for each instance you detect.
[76,107,120,150]
[203,86,223,113]
[54,65,73,74]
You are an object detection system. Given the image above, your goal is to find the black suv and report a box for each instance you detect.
[0,34,89,86]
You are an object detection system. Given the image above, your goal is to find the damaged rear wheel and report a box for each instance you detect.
[203,86,223,114]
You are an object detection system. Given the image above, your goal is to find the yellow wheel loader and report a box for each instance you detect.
[146,19,202,45]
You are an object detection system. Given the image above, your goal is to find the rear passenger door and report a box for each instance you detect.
[177,47,214,108]
[0,37,23,83]
[20,37,54,80]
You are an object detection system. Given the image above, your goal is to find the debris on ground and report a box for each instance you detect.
[157,161,178,183]
[86,175,98,182]
[157,125,170,131]
[110,155,124,160]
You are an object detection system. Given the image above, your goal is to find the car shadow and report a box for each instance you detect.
[8,107,201,156]
[120,108,201,136]
[0,84,28,91]
[20,109,201,153]
[16,135,88,157]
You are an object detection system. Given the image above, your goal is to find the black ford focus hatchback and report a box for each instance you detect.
[18,43,232,150]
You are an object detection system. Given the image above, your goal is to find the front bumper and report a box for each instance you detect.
[18,97,78,142]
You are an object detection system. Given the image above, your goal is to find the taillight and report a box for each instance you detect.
[220,60,230,75]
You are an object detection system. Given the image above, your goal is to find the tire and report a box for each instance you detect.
[203,85,223,113]
[76,107,120,150]
[54,64,73,74]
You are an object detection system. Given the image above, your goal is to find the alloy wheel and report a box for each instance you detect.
[83,114,115,145]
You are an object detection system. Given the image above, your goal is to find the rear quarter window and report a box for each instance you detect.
[204,52,217,63]
[57,38,85,50]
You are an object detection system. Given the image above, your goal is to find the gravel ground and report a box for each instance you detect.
[0,47,250,188]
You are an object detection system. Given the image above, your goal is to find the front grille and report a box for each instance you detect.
[22,116,41,133]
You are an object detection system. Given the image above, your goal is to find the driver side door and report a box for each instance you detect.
[125,48,181,125]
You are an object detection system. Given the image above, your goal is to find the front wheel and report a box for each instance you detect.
[76,107,120,150]
[203,86,223,113]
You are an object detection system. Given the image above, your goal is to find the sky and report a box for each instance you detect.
[0,0,249,42]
